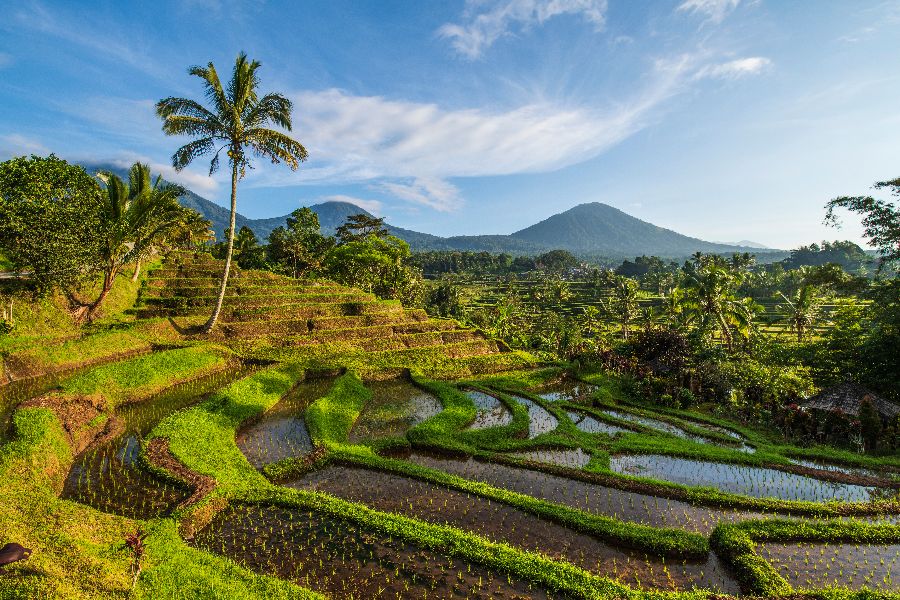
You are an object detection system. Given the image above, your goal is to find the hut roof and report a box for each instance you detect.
[803,382,899,419]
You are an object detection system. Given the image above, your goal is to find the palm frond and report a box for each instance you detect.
[189,62,231,118]
[245,128,308,169]
[171,137,216,171]
[245,93,293,129]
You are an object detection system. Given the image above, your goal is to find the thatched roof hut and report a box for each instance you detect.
[803,382,899,419]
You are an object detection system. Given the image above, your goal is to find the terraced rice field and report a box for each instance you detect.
[3,253,899,599]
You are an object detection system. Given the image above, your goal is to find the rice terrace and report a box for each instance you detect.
[0,2,899,599]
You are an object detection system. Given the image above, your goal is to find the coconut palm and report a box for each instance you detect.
[776,283,822,343]
[156,52,308,333]
[597,274,640,340]
[88,163,186,320]
[679,260,759,351]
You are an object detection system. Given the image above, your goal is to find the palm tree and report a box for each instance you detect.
[680,261,758,351]
[597,274,640,340]
[776,284,822,343]
[87,163,186,320]
[156,52,308,333]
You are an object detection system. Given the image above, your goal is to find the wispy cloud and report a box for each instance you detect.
[102,153,220,195]
[694,57,771,80]
[676,0,741,24]
[0,133,49,158]
[0,53,12,69]
[438,0,607,59]
[377,178,463,213]
[249,69,683,210]
[318,194,383,215]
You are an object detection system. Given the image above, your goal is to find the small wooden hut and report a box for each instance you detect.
[802,382,899,422]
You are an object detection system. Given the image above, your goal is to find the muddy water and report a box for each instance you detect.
[609,454,881,502]
[465,390,512,429]
[508,448,592,469]
[349,380,443,443]
[758,542,900,591]
[286,465,738,593]
[194,502,568,599]
[508,395,557,439]
[535,380,598,404]
[61,367,248,519]
[405,452,768,534]
[236,377,334,469]
[566,410,631,436]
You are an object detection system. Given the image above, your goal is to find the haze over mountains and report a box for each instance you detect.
[81,163,777,258]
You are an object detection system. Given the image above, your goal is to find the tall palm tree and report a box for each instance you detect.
[88,163,186,320]
[597,274,640,340]
[156,52,308,333]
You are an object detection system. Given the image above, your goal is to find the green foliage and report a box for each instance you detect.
[335,213,388,243]
[323,234,424,305]
[826,180,900,268]
[305,372,369,447]
[0,155,103,294]
[267,207,334,278]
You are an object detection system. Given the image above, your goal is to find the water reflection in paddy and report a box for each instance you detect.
[536,380,598,404]
[349,380,443,443]
[465,390,512,429]
[287,464,739,593]
[566,410,631,436]
[404,452,767,534]
[509,447,592,468]
[236,377,334,469]
[509,395,558,439]
[62,367,248,518]
[758,542,900,591]
[194,502,567,599]
[609,454,881,502]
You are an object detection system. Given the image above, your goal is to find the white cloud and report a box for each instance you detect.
[438,0,607,59]
[676,0,740,24]
[694,57,771,80]
[0,133,49,158]
[103,153,220,195]
[318,194,383,215]
[377,178,463,213]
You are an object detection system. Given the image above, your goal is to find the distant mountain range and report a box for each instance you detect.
[80,162,779,258]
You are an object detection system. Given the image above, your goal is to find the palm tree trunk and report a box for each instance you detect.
[203,161,238,333]
[131,258,141,282]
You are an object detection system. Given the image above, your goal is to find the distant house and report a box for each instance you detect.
[802,382,900,421]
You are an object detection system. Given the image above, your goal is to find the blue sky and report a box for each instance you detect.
[1,0,899,249]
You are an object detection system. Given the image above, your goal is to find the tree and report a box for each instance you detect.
[826,179,900,269]
[88,163,187,319]
[157,52,308,333]
[858,399,882,453]
[679,254,758,351]
[597,274,640,340]
[267,207,333,278]
[323,235,423,305]
[425,276,468,318]
[335,213,388,243]
[775,284,823,343]
[535,250,578,273]
[0,155,103,295]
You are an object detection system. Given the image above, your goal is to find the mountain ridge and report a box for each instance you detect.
[77,162,778,258]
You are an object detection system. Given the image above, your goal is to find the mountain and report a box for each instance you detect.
[76,163,775,258]
[713,239,771,249]
[507,203,767,256]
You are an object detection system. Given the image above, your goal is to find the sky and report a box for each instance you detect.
[1,0,899,250]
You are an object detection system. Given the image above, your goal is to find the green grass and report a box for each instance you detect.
[58,345,230,408]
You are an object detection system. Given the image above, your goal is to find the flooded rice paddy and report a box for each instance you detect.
[348,380,443,443]
[609,454,881,502]
[535,380,598,404]
[286,464,738,592]
[236,377,334,468]
[464,390,512,430]
[508,448,592,469]
[509,395,558,439]
[758,542,899,591]
[565,410,632,436]
[600,410,709,444]
[194,502,568,599]
[61,367,248,518]
[404,452,766,534]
